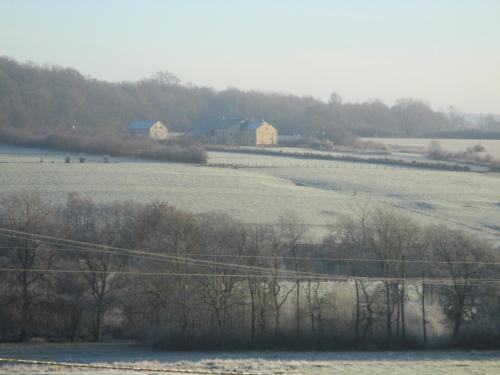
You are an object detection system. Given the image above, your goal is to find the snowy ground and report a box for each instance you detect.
[1,145,500,242]
[1,343,500,374]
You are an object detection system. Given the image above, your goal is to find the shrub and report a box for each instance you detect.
[0,127,207,164]
[471,144,486,152]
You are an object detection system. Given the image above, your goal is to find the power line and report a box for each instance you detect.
[0,267,331,279]
[0,234,298,277]
[0,229,330,279]
[1,267,498,285]
[2,230,498,266]
[185,253,500,266]
[1,230,496,285]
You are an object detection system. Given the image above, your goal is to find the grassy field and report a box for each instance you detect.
[1,343,500,374]
[1,144,499,242]
[367,138,500,159]
[209,151,500,241]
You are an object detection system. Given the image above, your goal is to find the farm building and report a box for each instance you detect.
[193,118,278,146]
[127,120,168,140]
[241,120,278,145]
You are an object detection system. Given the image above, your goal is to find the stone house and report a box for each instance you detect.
[127,120,168,140]
[240,120,278,145]
[193,118,278,146]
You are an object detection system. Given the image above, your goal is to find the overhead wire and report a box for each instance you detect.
[0,229,330,279]
[1,228,499,266]
[0,267,499,285]
[184,253,500,266]
[1,228,498,286]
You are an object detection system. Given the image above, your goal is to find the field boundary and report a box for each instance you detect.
[0,357,270,375]
[207,146,474,172]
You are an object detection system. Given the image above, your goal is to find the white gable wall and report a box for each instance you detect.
[149,121,168,140]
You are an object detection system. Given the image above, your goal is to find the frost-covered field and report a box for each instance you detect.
[1,145,499,241]
[1,343,500,374]
[209,151,500,242]
[367,138,500,159]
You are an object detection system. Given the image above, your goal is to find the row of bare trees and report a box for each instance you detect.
[0,192,499,348]
[335,203,499,347]
[0,57,459,145]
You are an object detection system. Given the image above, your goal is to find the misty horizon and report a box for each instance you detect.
[2,55,499,118]
[1,0,499,114]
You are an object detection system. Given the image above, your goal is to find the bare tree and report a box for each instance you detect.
[244,225,269,344]
[279,213,308,341]
[427,227,492,344]
[0,192,54,341]
[369,208,401,345]
[302,279,328,343]
[198,214,246,345]
[138,202,201,345]
[268,229,295,338]
[81,250,122,341]
[336,201,373,345]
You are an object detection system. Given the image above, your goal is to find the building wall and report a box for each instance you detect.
[149,121,168,140]
[203,121,278,146]
[255,123,278,145]
[240,131,256,145]
[129,128,150,137]
[213,124,240,144]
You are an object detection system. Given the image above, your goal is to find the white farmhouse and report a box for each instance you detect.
[127,120,168,141]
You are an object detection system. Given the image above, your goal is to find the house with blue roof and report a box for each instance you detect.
[127,120,168,140]
[192,118,277,145]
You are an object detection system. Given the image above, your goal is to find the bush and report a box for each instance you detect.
[428,140,497,166]
[471,144,486,152]
[0,127,207,164]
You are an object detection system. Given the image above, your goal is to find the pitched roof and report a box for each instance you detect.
[128,120,157,130]
[241,120,266,132]
[191,118,247,137]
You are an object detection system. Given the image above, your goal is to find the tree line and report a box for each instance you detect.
[0,192,499,349]
[0,57,463,147]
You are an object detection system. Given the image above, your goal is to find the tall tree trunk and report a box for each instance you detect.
[295,278,300,339]
[259,289,266,336]
[421,281,427,346]
[94,298,103,341]
[19,273,30,342]
[452,291,466,344]
[361,281,373,342]
[274,302,281,338]
[400,260,406,341]
[452,315,462,343]
[248,279,256,344]
[354,279,360,345]
[385,282,392,343]
[181,280,188,345]
[385,251,392,345]
[294,255,300,341]
[395,288,400,339]
[400,281,406,341]
[452,302,464,344]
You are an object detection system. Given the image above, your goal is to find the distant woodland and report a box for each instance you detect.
[2,56,496,148]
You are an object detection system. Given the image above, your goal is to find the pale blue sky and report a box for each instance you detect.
[1,0,499,112]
